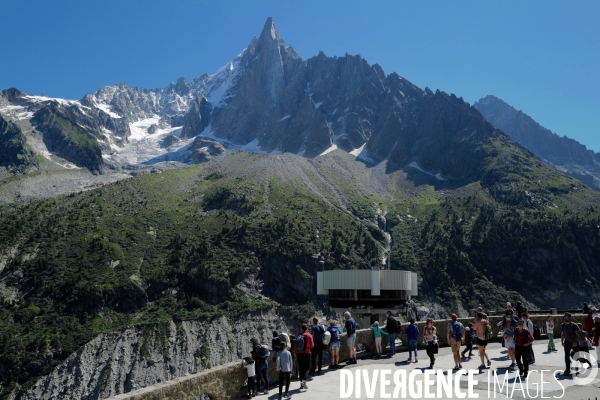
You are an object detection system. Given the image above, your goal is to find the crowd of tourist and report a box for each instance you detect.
[241,302,599,400]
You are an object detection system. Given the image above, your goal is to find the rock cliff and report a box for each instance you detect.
[21,309,296,400]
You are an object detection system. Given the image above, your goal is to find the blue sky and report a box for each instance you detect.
[1,1,598,151]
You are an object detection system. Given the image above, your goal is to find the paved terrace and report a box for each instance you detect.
[108,314,599,400]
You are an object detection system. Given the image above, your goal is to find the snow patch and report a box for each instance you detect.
[319,144,337,156]
[350,144,366,156]
[314,101,323,109]
[24,95,80,107]
[105,123,186,165]
[407,162,447,181]
[95,103,122,119]
[280,115,291,121]
[128,116,161,141]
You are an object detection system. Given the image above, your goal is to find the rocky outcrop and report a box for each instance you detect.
[190,138,225,163]
[33,105,104,173]
[474,95,600,191]
[162,135,180,148]
[20,309,297,400]
[0,115,37,172]
[180,94,212,139]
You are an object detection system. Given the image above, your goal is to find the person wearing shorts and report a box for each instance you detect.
[327,320,342,368]
[447,314,464,370]
[344,312,358,364]
[500,314,517,369]
[473,313,492,369]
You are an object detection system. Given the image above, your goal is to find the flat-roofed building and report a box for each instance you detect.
[317,266,419,329]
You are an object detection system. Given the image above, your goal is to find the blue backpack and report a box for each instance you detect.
[294,333,306,353]
[329,327,339,342]
[257,344,269,359]
[450,322,463,340]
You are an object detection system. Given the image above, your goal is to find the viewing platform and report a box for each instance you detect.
[107,313,599,400]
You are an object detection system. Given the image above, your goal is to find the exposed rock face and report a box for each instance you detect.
[474,95,600,191]
[0,115,37,172]
[190,138,225,163]
[2,17,599,193]
[162,135,180,148]
[32,105,104,173]
[80,76,210,124]
[20,310,296,400]
[180,94,212,139]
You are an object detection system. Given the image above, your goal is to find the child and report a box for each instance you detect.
[370,321,389,357]
[546,315,556,352]
[461,323,474,360]
[276,343,293,400]
[242,356,256,398]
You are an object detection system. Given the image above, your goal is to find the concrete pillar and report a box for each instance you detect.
[551,308,558,315]
[316,271,328,295]
[371,267,381,296]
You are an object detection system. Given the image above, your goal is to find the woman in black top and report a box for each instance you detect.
[515,302,524,319]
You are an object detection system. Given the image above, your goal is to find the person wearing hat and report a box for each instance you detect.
[505,302,514,318]
[447,313,465,371]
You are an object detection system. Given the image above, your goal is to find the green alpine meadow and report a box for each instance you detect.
[1,147,600,397]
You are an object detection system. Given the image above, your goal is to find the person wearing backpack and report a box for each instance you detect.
[250,338,270,395]
[327,320,343,368]
[446,313,465,371]
[473,312,493,369]
[293,323,314,390]
[310,318,325,375]
[384,310,398,357]
[344,311,358,364]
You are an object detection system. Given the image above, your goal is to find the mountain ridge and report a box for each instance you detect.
[474,94,600,191]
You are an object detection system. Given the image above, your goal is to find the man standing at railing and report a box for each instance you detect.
[344,311,358,365]
[310,318,325,376]
[385,310,398,357]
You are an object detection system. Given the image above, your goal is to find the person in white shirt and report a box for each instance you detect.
[242,357,256,398]
[546,315,557,352]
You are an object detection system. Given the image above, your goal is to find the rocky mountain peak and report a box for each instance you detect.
[259,16,281,43]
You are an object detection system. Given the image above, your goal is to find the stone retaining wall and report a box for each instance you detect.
[107,314,585,400]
